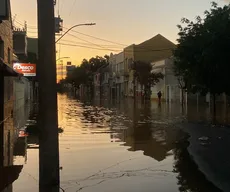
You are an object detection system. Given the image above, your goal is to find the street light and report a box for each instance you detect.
[55,23,96,43]
[56,57,70,62]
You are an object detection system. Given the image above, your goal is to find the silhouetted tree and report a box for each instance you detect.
[174,2,230,116]
[64,55,109,97]
[132,61,164,100]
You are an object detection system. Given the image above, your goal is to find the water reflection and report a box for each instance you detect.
[57,94,222,192]
[0,103,38,192]
[5,94,226,191]
[174,138,222,192]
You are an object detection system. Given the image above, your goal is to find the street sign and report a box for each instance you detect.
[13,63,36,76]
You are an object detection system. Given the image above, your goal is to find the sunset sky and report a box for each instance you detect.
[11,0,227,66]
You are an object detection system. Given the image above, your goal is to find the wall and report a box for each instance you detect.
[13,78,32,131]
[151,58,180,102]
[0,9,15,168]
[115,52,124,73]
[123,35,175,97]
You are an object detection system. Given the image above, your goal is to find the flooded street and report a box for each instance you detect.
[10,94,228,192]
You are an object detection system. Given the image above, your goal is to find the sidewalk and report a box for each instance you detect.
[180,122,230,192]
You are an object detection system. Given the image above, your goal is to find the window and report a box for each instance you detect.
[0,40,4,60]
[7,48,11,64]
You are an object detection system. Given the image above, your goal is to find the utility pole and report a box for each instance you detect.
[37,0,60,191]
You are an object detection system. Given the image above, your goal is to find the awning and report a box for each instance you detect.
[0,165,23,191]
[0,58,22,77]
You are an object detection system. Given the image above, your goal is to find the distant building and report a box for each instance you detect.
[108,53,117,99]
[13,28,27,61]
[93,64,109,98]
[66,65,76,77]
[109,52,125,99]
[123,34,176,97]
[151,57,181,102]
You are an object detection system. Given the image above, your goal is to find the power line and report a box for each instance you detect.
[63,31,109,49]
[63,27,127,46]
[63,27,176,52]
[14,19,37,29]
[59,42,174,53]
[60,39,125,48]
[59,43,122,52]
[14,20,24,26]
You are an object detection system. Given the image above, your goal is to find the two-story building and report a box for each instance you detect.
[124,34,176,97]
[108,52,125,99]
[0,0,23,191]
[93,64,109,99]
[108,53,116,99]
[150,57,181,102]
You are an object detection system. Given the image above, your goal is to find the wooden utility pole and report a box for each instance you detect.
[37,0,60,191]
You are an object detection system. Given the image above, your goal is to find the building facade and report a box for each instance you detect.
[114,52,125,99]
[123,34,176,97]
[0,0,15,170]
[108,53,116,99]
[109,52,125,99]
[150,58,181,102]
[0,1,23,191]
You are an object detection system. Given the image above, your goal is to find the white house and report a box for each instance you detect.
[109,52,125,99]
[151,58,182,103]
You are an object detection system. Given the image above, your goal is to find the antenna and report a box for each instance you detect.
[13,14,17,26]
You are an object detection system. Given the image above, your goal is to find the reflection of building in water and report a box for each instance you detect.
[123,122,183,161]
[110,101,186,162]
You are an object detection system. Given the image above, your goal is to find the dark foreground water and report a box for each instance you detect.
[3,93,228,192]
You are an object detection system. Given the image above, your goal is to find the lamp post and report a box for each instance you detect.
[55,23,96,43]
[56,57,70,62]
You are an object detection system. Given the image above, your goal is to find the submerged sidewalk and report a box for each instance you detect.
[180,122,230,192]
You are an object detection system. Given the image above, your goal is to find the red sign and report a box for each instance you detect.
[13,63,36,76]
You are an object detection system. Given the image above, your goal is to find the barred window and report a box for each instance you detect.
[8,48,11,64]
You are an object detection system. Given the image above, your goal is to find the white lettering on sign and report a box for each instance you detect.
[13,64,34,71]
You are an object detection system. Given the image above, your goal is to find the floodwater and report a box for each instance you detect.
[2,93,228,192]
